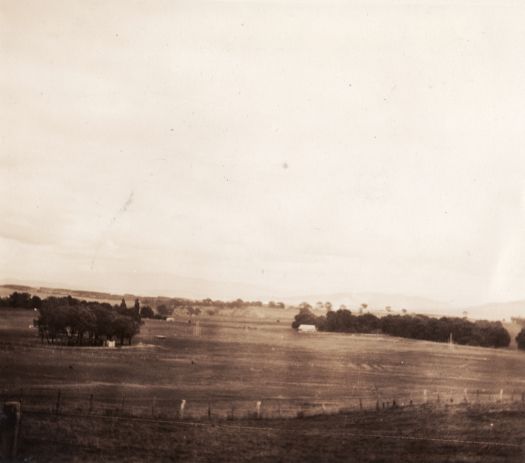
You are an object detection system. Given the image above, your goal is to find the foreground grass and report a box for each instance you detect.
[16,404,525,462]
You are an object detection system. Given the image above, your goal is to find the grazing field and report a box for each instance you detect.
[1,308,525,461]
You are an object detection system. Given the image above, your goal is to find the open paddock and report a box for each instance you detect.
[2,308,525,460]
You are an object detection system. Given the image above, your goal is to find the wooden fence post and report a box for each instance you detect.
[1,402,21,459]
[359,398,363,410]
[180,399,186,420]
[256,401,262,419]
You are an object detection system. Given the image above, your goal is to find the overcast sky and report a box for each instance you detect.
[1,1,525,306]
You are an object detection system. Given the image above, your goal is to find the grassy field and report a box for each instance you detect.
[1,308,525,461]
[13,404,525,463]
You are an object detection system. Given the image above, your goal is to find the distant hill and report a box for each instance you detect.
[282,292,455,315]
[0,284,125,304]
[461,301,525,321]
[282,293,525,321]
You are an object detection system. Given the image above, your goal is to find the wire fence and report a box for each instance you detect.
[3,388,525,461]
[2,386,525,421]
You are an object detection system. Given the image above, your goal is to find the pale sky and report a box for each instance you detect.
[2,1,525,306]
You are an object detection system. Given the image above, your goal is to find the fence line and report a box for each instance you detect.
[4,395,524,460]
[2,386,525,421]
[4,386,523,402]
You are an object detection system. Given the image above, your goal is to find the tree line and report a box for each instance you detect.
[0,290,288,317]
[141,296,286,313]
[0,291,288,322]
[292,307,511,348]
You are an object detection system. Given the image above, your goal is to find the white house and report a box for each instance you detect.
[297,324,317,333]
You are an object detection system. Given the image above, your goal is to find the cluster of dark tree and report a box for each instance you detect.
[37,296,146,346]
[0,291,42,309]
[0,292,146,346]
[292,307,511,348]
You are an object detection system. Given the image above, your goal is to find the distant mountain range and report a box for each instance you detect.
[461,301,525,321]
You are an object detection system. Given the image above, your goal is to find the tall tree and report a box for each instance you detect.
[516,329,525,350]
